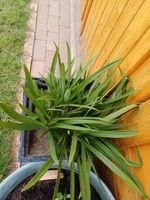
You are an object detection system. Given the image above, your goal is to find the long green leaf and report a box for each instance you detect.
[66,42,72,82]
[93,139,145,193]
[72,55,98,87]
[52,136,66,200]
[19,103,37,118]
[59,63,66,94]
[22,156,53,192]
[68,134,78,165]
[50,48,58,75]
[77,157,86,200]
[102,139,143,168]
[64,88,70,102]
[0,103,44,126]
[85,142,146,198]
[70,160,75,200]
[23,65,37,97]
[51,123,137,138]
[47,130,58,164]
[0,121,42,130]
[87,71,116,103]
[104,104,138,120]
[81,144,91,200]
[72,60,122,98]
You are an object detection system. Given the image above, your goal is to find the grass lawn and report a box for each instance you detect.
[0,0,29,179]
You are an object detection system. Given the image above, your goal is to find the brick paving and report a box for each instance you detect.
[24,0,81,78]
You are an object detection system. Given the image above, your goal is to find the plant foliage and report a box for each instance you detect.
[0,44,147,199]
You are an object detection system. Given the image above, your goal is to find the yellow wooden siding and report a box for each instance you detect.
[127,57,150,103]
[81,0,150,199]
[81,0,87,20]
[114,100,150,147]
[81,0,111,52]
[80,0,93,35]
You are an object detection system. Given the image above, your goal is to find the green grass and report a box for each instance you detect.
[0,0,29,179]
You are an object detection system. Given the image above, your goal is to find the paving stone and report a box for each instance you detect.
[47,32,58,51]
[39,0,49,6]
[31,60,44,77]
[44,50,55,74]
[75,5,81,22]
[60,9,70,27]
[27,0,81,79]
[49,0,59,17]
[36,23,47,40]
[59,43,68,67]
[37,6,49,23]
[59,26,70,44]
[74,0,80,7]
[48,16,59,33]
[76,25,81,56]
[33,40,46,60]
[76,56,81,68]
[60,0,70,13]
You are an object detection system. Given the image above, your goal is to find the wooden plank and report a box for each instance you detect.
[80,0,93,35]
[40,170,64,181]
[119,28,150,76]
[81,0,88,21]
[127,57,150,103]
[92,0,149,71]
[83,0,128,62]
[104,3,150,68]
[81,0,102,43]
[81,0,104,48]
[82,0,128,65]
[131,144,150,198]
[114,100,150,147]
[82,0,109,52]
[113,148,137,200]
[105,144,150,199]
[89,0,145,73]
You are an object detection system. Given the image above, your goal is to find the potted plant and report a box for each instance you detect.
[19,77,50,162]
[0,44,147,199]
[0,161,114,200]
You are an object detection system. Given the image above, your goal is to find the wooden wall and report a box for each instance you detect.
[80,0,150,199]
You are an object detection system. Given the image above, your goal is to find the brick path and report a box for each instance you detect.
[24,0,81,78]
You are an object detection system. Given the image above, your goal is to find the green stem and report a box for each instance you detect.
[52,137,66,200]
[70,160,75,200]
[77,157,86,200]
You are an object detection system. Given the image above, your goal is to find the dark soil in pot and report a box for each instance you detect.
[6,169,101,200]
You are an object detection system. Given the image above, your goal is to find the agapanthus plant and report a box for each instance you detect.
[0,44,147,199]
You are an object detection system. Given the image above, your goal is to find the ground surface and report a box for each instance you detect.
[0,0,29,179]
[26,0,81,77]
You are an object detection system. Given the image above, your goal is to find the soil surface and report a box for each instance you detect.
[28,129,49,156]
[6,170,101,200]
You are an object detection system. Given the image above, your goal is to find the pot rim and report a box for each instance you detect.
[0,160,115,200]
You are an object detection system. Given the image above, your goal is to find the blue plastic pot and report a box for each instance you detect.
[0,161,115,200]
